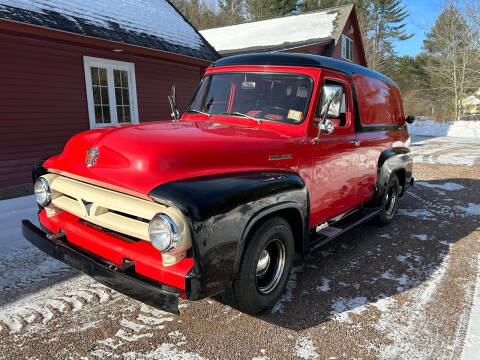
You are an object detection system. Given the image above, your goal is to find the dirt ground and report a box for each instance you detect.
[0,135,479,360]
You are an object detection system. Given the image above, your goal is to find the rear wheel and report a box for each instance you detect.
[224,217,294,315]
[377,173,400,225]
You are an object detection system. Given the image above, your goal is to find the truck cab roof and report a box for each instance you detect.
[210,53,398,88]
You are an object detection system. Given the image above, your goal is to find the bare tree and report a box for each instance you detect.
[423,0,478,121]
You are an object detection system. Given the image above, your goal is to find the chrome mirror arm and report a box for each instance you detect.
[314,91,340,143]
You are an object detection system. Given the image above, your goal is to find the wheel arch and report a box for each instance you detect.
[233,202,309,278]
[376,147,412,200]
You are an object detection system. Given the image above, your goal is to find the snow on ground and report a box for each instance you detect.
[416,181,464,191]
[461,254,480,360]
[411,136,480,166]
[408,120,480,139]
[0,196,73,305]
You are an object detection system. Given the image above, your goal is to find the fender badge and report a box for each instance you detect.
[86,149,99,167]
[269,154,292,161]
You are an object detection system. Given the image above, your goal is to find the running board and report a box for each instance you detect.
[309,208,381,251]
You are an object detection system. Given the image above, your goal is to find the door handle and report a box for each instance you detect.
[350,139,361,147]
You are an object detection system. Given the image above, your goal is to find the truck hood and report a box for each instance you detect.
[44,120,298,196]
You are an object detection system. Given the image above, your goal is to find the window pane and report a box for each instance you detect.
[117,107,124,123]
[124,106,131,123]
[99,68,108,86]
[93,86,101,104]
[115,88,123,105]
[120,71,128,87]
[103,106,111,123]
[94,105,103,124]
[114,69,121,87]
[100,86,109,105]
[91,67,99,86]
[122,88,130,105]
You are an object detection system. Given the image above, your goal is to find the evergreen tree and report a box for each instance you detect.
[361,0,412,71]
[217,0,245,26]
[245,0,298,21]
[299,0,350,13]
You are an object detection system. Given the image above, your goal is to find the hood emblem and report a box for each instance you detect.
[86,149,98,167]
[81,199,93,216]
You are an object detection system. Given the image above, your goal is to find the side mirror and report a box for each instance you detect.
[168,85,180,120]
[315,86,343,143]
[405,115,415,124]
[319,84,344,118]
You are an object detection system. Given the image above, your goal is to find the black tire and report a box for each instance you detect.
[376,173,400,225]
[224,217,295,315]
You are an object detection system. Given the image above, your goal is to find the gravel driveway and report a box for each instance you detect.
[1,135,479,360]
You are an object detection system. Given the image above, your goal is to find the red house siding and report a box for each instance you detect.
[331,12,367,67]
[0,29,206,189]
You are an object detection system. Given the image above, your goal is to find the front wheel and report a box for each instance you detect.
[224,217,295,315]
[377,173,400,225]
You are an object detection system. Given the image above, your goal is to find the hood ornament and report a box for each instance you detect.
[86,149,99,167]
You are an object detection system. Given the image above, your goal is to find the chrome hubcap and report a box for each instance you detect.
[385,188,396,216]
[256,239,286,294]
[256,249,270,276]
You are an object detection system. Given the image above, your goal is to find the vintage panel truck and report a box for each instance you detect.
[23,53,414,314]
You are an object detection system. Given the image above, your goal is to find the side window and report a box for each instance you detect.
[341,35,353,61]
[315,80,348,127]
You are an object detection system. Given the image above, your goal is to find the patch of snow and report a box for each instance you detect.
[201,10,337,53]
[119,319,147,332]
[330,297,368,323]
[315,279,330,292]
[408,120,480,139]
[456,203,480,216]
[114,328,153,342]
[272,266,302,313]
[461,253,480,360]
[122,343,207,360]
[375,253,451,359]
[294,337,319,360]
[381,271,409,287]
[412,234,428,241]
[397,208,436,220]
[416,181,464,191]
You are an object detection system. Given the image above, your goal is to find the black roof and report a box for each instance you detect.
[0,0,219,62]
[211,53,397,87]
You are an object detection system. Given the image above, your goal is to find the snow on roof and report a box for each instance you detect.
[0,0,219,61]
[200,5,353,56]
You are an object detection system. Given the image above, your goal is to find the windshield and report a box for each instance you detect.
[186,72,314,124]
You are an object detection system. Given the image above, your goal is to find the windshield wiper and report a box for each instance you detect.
[185,109,211,117]
[221,112,263,124]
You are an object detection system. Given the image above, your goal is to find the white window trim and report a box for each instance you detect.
[341,34,353,62]
[83,56,139,129]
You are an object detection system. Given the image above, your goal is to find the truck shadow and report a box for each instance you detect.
[247,177,479,330]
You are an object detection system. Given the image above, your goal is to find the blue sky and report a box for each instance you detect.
[394,0,443,56]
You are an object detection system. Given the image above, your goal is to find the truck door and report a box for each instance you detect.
[309,72,365,226]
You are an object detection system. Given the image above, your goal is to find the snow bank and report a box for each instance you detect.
[408,120,480,139]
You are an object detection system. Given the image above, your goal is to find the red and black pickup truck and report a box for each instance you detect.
[23,53,414,315]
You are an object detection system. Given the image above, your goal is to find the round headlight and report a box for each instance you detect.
[148,214,178,252]
[34,177,51,207]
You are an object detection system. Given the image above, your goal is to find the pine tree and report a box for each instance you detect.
[217,0,245,26]
[364,0,412,71]
[245,0,298,21]
[299,0,349,13]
